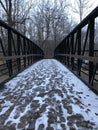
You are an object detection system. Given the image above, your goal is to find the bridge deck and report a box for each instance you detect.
[0,59,98,130]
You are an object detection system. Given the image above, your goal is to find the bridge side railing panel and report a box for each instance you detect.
[0,20,44,84]
[54,6,98,92]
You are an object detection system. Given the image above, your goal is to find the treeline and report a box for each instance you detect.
[0,0,97,57]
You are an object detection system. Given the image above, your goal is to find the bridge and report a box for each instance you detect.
[0,7,98,130]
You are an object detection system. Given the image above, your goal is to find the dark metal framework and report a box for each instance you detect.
[0,20,44,84]
[54,7,98,91]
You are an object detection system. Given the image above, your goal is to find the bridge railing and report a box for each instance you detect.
[0,20,44,84]
[54,6,98,92]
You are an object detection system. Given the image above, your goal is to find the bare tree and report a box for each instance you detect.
[0,0,72,57]
[29,0,71,56]
[71,0,95,22]
[0,0,33,29]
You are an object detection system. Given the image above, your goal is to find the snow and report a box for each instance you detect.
[33,97,44,106]
[0,59,98,130]
[35,106,49,130]
[4,106,20,125]
[0,101,13,116]
[54,93,62,101]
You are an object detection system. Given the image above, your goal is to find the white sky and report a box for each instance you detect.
[69,0,98,23]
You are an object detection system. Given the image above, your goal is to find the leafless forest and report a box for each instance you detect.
[0,0,98,57]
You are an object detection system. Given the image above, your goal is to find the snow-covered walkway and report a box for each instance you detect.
[0,59,98,130]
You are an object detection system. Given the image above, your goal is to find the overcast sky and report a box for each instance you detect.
[69,0,98,23]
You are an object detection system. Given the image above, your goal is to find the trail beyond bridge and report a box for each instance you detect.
[0,59,98,130]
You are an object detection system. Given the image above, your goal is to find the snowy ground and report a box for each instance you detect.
[0,59,98,130]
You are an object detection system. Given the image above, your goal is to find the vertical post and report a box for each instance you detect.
[25,40,27,66]
[89,18,94,85]
[67,37,69,67]
[29,42,31,64]
[69,36,71,67]
[33,44,36,62]
[29,41,31,64]
[31,43,33,63]
[27,40,30,65]
[71,34,74,70]
[62,41,64,63]
[23,38,26,67]
[63,40,66,65]
[64,39,67,65]
[17,35,21,71]
[77,29,81,76]
[60,44,63,63]
[8,29,13,76]
[31,42,33,64]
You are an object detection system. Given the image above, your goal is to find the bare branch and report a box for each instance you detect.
[0,0,8,14]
